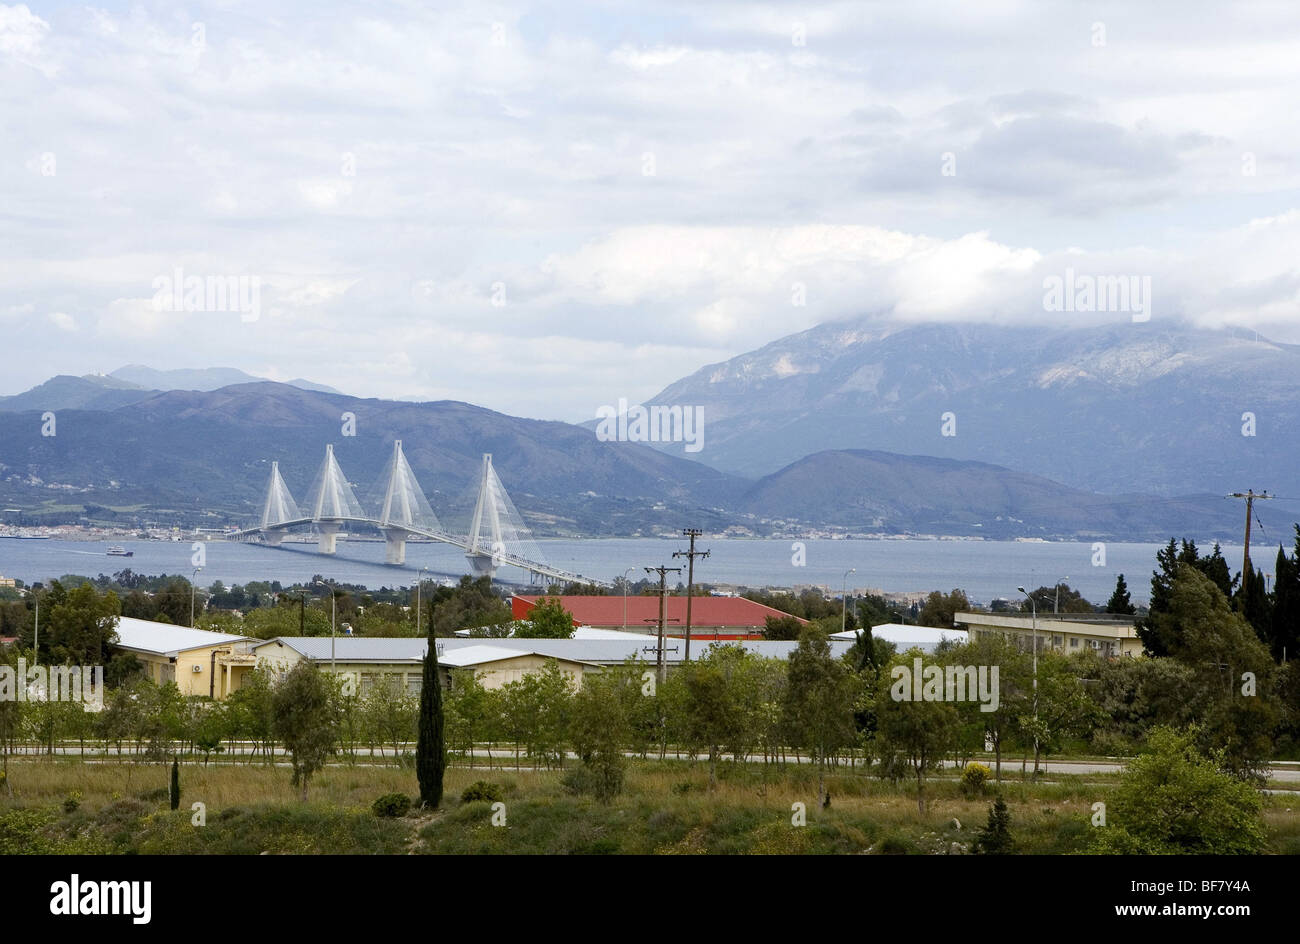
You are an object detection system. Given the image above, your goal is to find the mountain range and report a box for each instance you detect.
[0,367,339,413]
[0,319,1296,542]
[641,318,1300,498]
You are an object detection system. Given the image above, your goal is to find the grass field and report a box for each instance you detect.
[2,757,1299,854]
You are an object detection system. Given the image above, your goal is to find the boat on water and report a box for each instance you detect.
[106,545,134,557]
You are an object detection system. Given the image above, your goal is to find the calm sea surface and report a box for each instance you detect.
[0,537,1227,605]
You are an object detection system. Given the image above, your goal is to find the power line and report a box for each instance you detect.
[1228,490,1272,576]
[673,528,710,662]
[644,565,682,684]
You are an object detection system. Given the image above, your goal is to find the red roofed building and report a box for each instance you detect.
[511,595,806,641]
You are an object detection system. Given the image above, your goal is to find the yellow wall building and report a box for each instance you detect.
[114,617,260,698]
[252,637,593,693]
[954,611,1143,658]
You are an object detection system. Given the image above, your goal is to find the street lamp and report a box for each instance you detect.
[1017,586,1039,774]
[841,568,856,635]
[190,568,202,627]
[416,567,430,637]
[622,568,636,630]
[31,588,39,666]
[1053,575,1070,615]
[315,578,339,675]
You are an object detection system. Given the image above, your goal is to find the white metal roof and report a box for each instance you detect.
[113,616,253,656]
[255,636,855,665]
[453,625,654,640]
[436,645,594,668]
[830,622,968,653]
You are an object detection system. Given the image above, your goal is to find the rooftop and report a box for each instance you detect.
[113,616,254,656]
[512,594,806,630]
[830,623,968,652]
[255,636,854,665]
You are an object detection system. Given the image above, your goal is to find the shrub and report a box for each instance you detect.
[371,793,412,818]
[973,795,1015,854]
[961,762,992,796]
[878,833,913,855]
[62,791,82,814]
[1088,726,1266,855]
[563,759,625,804]
[460,781,505,804]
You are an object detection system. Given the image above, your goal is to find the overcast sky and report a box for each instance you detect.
[3,1,1299,420]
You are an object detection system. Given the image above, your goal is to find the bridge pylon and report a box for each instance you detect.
[304,444,366,554]
[368,439,442,565]
[259,460,301,546]
[465,453,546,578]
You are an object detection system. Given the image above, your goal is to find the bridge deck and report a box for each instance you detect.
[225,518,607,586]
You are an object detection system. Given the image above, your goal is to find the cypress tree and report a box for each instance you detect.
[170,757,180,810]
[1236,561,1271,645]
[973,795,1014,854]
[416,619,446,809]
[1105,574,1136,615]
[1270,533,1300,662]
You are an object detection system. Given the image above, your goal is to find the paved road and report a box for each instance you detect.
[10,745,1300,783]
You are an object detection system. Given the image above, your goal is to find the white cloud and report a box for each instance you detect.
[1,0,1298,419]
[47,311,75,332]
[0,4,48,60]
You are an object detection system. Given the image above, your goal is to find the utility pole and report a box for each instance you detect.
[673,529,709,662]
[1228,490,1272,577]
[645,565,681,683]
[191,568,202,627]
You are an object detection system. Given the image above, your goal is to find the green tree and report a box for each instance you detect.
[782,629,860,806]
[444,672,491,767]
[1235,561,1272,645]
[1269,531,1300,663]
[972,795,1014,854]
[225,664,277,762]
[569,668,631,802]
[1105,574,1136,615]
[1019,584,1093,615]
[1089,726,1266,854]
[1084,654,1202,751]
[363,676,417,759]
[762,615,802,640]
[425,576,513,637]
[499,662,573,768]
[416,631,446,808]
[918,589,969,628]
[947,635,1031,781]
[43,582,121,665]
[514,597,575,639]
[153,579,198,626]
[271,661,340,801]
[1140,539,1236,655]
[875,653,960,814]
[1029,651,1105,770]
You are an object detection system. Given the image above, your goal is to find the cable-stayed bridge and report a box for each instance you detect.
[227,442,606,586]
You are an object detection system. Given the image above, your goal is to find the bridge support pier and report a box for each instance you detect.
[466,552,497,578]
[317,520,342,554]
[382,528,407,565]
[261,529,285,547]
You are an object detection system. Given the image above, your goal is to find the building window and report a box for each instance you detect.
[1070,637,1079,648]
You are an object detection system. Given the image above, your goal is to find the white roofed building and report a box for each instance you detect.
[112,616,261,698]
